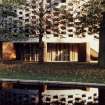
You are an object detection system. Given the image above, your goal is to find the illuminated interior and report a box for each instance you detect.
[2,42,16,60]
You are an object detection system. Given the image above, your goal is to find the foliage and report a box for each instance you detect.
[80,0,105,34]
[1,0,105,41]
[0,2,28,41]
[2,0,26,5]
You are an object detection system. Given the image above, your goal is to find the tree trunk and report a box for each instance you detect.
[0,42,2,61]
[39,41,44,63]
[99,88,105,105]
[39,41,47,63]
[99,12,105,67]
[86,42,90,62]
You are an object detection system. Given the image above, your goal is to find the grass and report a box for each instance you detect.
[0,62,105,83]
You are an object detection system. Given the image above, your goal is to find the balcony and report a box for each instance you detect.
[60,31,66,34]
[53,33,59,37]
[46,29,52,34]
[67,23,74,27]
[31,16,36,19]
[68,2,73,6]
[46,0,51,3]
[60,25,66,30]
[67,29,73,32]
[59,20,66,25]
[31,0,36,4]
[74,19,81,22]
[68,34,73,37]
[53,29,59,33]
[68,18,73,22]
[75,22,81,25]
[60,16,66,20]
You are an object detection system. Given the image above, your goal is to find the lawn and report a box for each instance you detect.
[0,62,105,83]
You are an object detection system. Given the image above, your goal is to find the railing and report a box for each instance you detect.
[24,53,39,62]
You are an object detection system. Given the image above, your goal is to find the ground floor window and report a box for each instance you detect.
[0,42,97,62]
[14,43,39,62]
[2,42,16,60]
[47,44,79,62]
[22,44,39,62]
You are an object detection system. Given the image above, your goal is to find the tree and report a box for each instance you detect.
[0,0,27,41]
[2,0,105,64]
[99,12,105,67]
[1,0,57,62]
[80,0,104,34]
[72,0,105,66]
[29,0,57,62]
[2,0,26,5]
[80,0,105,67]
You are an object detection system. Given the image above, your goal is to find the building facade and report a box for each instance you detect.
[0,0,99,62]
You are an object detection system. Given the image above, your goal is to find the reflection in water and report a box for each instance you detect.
[42,88,99,105]
[0,88,99,105]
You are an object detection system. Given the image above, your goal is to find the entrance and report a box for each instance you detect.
[47,43,79,62]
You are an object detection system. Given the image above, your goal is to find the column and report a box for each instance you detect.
[86,42,90,62]
[43,42,47,62]
[0,42,2,61]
